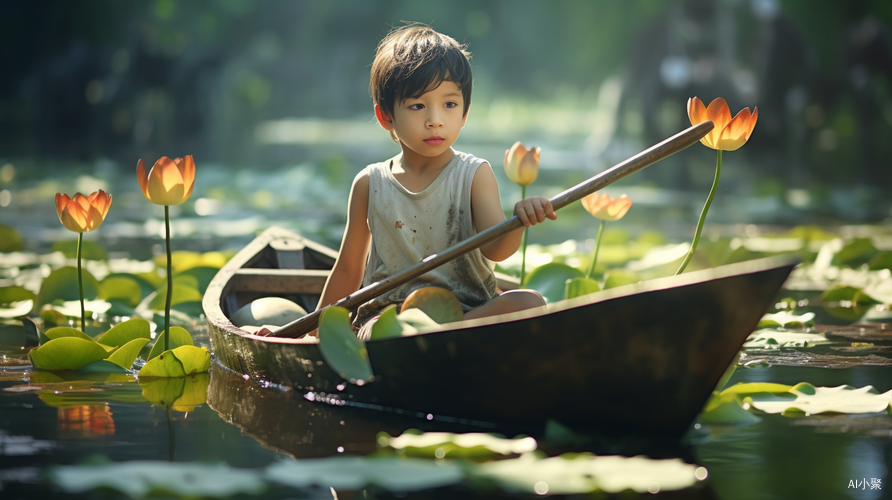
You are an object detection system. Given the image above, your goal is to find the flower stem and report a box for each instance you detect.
[519,185,527,286]
[164,205,172,351]
[585,221,605,279]
[676,149,722,275]
[77,232,85,332]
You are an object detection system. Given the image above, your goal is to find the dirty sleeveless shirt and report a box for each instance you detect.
[353,151,498,329]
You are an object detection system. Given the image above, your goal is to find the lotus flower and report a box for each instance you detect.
[504,142,540,186]
[136,156,195,206]
[581,193,632,221]
[54,190,112,233]
[688,97,758,151]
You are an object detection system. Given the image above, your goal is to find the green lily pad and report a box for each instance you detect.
[140,373,210,410]
[698,392,761,424]
[603,270,640,289]
[523,263,584,303]
[757,311,815,328]
[103,272,158,300]
[868,252,892,271]
[719,382,794,397]
[0,285,36,304]
[44,326,96,343]
[0,300,33,318]
[177,266,220,294]
[0,223,24,252]
[564,277,600,300]
[143,284,203,311]
[469,452,699,495]
[37,266,100,308]
[76,359,133,373]
[39,305,68,328]
[99,276,142,307]
[378,431,537,460]
[750,383,892,415]
[147,326,194,360]
[51,299,112,319]
[318,306,373,383]
[265,456,463,492]
[106,338,151,369]
[139,345,210,378]
[170,301,205,319]
[29,337,110,371]
[172,274,200,290]
[832,238,878,268]
[97,318,152,347]
[49,461,266,498]
[52,239,108,260]
[395,308,440,334]
[744,329,830,348]
[820,285,881,305]
[370,304,404,340]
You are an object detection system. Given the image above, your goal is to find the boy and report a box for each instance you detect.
[315,23,556,339]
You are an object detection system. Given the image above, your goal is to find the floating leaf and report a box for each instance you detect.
[523,263,584,303]
[144,285,203,311]
[698,392,761,424]
[0,286,36,304]
[171,301,204,319]
[52,299,112,319]
[0,300,33,318]
[104,272,158,300]
[44,326,96,343]
[318,306,373,383]
[106,338,150,369]
[757,311,815,329]
[76,360,132,373]
[0,223,24,252]
[469,452,699,495]
[832,238,878,268]
[868,252,892,271]
[52,239,108,260]
[603,270,640,289]
[564,277,600,300]
[379,431,537,460]
[177,266,220,294]
[97,318,152,347]
[37,267,100,308]
[49,462,266,498]
[750,383,892,415]
[29,337,110,371]
[820,285,881,305]
[147,326,194,360]
[266,456,463,492]
[99,276,142,307]
[744,330,830,348]
[139,346,209,378]
[40,304,68,328]
[719,383,794,397]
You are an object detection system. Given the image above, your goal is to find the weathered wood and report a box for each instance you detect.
[231,269,330,294]
[273,120,715,338]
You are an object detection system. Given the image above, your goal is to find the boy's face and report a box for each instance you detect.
[376,80,469,159]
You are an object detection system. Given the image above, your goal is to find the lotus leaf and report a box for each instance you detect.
[749,383,892,415]
[147,326,194,360]
[0,300,33,318]
[99,276,142,307]
[97,318,152,347]
[564,277,600,300]
[140,345,209,378]
[29,337,110,371]
[379,431,537,459]
[266,456,464,492]
[106,337,150,369]
[523,263,584,303]
[0,285,36,304]
[318,306,373,383]
[144,284,203,311]
[37,266,100,308]
[757,311,815,328]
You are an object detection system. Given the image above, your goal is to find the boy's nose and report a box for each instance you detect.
[426,113,444,128]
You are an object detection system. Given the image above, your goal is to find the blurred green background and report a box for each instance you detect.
[2,0,892,252]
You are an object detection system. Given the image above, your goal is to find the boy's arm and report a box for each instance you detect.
[470,163,556,262]
[313,171,372,334]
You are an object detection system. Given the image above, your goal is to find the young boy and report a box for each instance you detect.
[315,23,556,339]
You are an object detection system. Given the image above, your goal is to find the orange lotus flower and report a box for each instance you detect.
[54,190,112,233]
[136,156,196,206]
[581,193,632,221]
[688,97,758,151]
[504,142,540,186]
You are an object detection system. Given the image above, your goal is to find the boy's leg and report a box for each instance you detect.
[463,289,546,320]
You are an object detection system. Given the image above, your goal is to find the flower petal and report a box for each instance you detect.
[717,107,753,151]
[688,97,708,125]
[147,157,186,205]
[55,193,69,220]
[136,159,151,202]
[179,155,196,196]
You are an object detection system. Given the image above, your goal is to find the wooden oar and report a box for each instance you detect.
[272,120,714,338]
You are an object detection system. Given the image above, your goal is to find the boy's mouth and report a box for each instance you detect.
[423,136,445,145]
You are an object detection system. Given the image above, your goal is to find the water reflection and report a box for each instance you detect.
[57,405,115,438]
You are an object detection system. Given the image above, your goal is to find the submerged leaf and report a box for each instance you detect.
[318,306,373,383]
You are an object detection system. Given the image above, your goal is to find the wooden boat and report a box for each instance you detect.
[204,226,798,439]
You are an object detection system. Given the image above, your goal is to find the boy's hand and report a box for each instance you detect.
[514,196,557,227]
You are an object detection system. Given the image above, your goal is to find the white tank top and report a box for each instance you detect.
[354,150,498,328]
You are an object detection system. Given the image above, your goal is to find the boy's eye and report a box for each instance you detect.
[409,103,425,110]
[445,102,458,109]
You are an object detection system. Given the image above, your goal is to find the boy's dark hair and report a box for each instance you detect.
[370,23,472,119]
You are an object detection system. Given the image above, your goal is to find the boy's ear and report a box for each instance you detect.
[374,104,394,131]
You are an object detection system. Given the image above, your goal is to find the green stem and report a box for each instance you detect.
[585,221,605,279]
[519,185,528,286]
[77,232,85,332]
[164,205,172,351]
[676,149,722,275]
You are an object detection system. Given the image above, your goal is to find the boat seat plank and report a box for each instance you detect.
[232,269,330,294]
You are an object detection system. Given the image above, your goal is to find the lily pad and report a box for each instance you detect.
[177,266,220,294]
[757,311,815,328]
[370,305,404,340]
[379,431,537,460]
[99,276,143,307]
[469,452,699,495]
[44,326,96,343]
[97,318,152,347]
[29,337,110,371]
[750,383,892,415]
[744,329,830,348]
[523,263,584,303]
[603,270,640,289]
[106,338,151,369]
[144,285,203,311]
[51,299,112,319]
[0,300,33,318]
[49,461,266,498]
[265,456,463,492]
[820,285,881,305]
[0,286,36,304]
[139,345,210,378]
[868,252,892,271]
[564,277,600,300]
[318,306,373,383]
[832,238,878,268]
[37,266,100,308]
[147,326,194,360]
[698,392,761,425]
[52,239,108,260]
[76,360,133,373]
[0,223,24,252]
